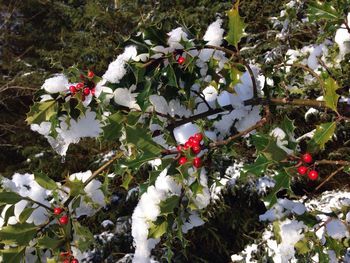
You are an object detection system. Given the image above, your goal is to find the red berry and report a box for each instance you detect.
[91,87,96,96]
[302,153,313,163]
[83,87,90,96]
[87,70,94,78]
[178,56,185,65]
[59,215,69,225]
[308,170,319,180]
[188,136,194,143]
[178,157,188,165]
[79,74,85,79]
[71,259,79,263]
[63,260,70,263]
[177,145,183,152]
[297,166,308,175]
[194,133,203,141]
[76,83,84,89]
[193,157,201,168]
[184,141,192,149]
[191,138,200,147]
[69,86,77,94]
[54,207,63,215]
[60,251,70,257]
[192,145,201,154]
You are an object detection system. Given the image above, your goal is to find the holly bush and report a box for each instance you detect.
[1,0,350,262]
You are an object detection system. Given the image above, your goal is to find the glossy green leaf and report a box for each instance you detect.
[72,221,94,251]
[148,220,168,239]
[18,207,35,224]
[225,0,246,49]
[0,246,26,263]
[324,77,340,112]
[263,169,291,207]
[263,139,288,162]
[37,235,64,249]
[26,100,57,125]
[308,1,341,22]
[295,238,310,254]
[136,79,152,111]
[102,112,124,141]
[312,122,336,149]
[0,192,23,205]
[0,223,37,246]
[160,195,180,215]
[121,173,134,190]
[34,172,58,190]
[241,154,271,178]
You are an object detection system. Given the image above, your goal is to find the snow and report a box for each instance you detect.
[114,85,141,110]
[167,27,188,51]
[256,176,276,194]
[273,219,306,263]
[335,13,350,61]
[270,127,294,154]
[259,198,306,222]
[326,219,349,240]
[173,122,200,144]
[131,168,181,263]
[103,46,137,83]
[1,173,52,226]
[68,170,106,217]
[181,211,205,233]
[41,74,68,93]
[203,18,224,46]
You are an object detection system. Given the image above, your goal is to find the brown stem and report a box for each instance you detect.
[314,166,344,192]
[209,117,267,147]
[284,63,325,92]
[315,160,350,166]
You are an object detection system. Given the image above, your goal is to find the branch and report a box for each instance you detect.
[315,160,350,166]
[209,117,267,148]
[314,166,344,192]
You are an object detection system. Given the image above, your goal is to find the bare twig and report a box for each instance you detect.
[315,160,350,166]
[314,166,345,192]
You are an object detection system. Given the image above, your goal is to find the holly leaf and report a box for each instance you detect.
[324,77,340,113]
[0,223,37,246]
[121,173,133,190]
[148,220,168,239]
[136,79,152,112]
[26,100,57,124]
[160,195,180,215]
[0,192,23,205]
[102,112,124,141]
[308,1,341,22]
[0,246,26,263]
[312,122,336,150]
[34,172,58,190]
[225,0,246,49]
[18,207,35,224]
[118,124,163,171]
[241,154,271,178]
[72,221,94,251]
[37,235,64,249]
[295,238,310,254]
[263,138,288,162]
[263,169,291,207]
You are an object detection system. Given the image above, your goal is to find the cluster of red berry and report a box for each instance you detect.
[177,133,203,168]
[54,208,79,262]
[60,251,78,263]
[68,70,96,100]
[297,153,319,180]
[54,207,69,225]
